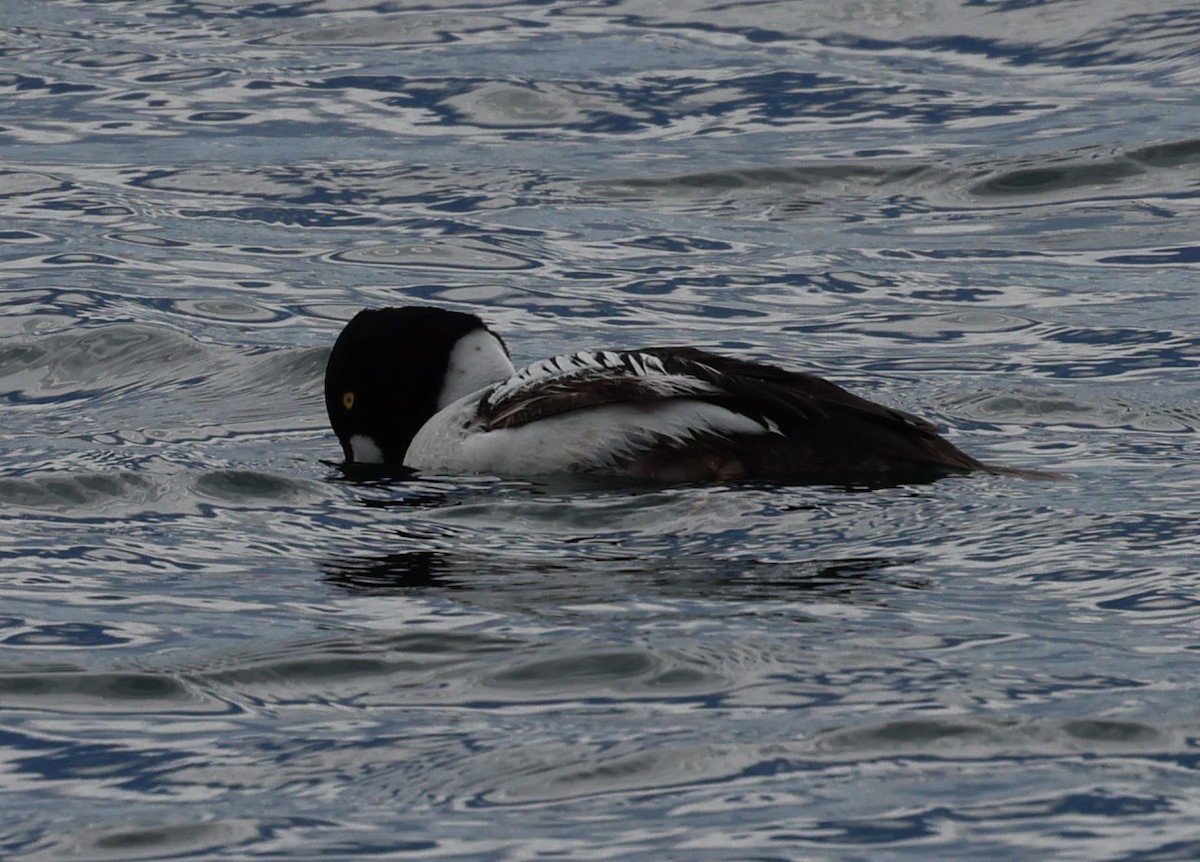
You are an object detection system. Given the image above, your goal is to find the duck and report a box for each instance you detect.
[324,305,1021,484]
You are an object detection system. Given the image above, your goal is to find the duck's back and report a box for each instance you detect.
[407,346,984,482]
[640,347,984,479]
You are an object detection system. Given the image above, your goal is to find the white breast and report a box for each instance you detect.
[404,394,771,476]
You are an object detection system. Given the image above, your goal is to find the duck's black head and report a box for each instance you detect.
[324,306,510,468]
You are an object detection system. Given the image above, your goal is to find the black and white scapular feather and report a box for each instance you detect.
[324,306,1052,483]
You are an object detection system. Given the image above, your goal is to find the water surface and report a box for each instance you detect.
[3,1,1200,859]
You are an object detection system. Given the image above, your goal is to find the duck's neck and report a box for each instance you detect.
[437,327,516,408]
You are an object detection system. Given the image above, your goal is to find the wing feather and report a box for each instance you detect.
[478,351,730,430]
[478,346,934,436]
[450,346,982,479]
[640,347,942,434]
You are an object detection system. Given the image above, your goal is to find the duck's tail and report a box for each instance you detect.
[978,462,1070,480]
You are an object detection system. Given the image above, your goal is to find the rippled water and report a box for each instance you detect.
[3,1,1200,859]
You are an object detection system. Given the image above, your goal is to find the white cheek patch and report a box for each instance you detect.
[349,434,385,464]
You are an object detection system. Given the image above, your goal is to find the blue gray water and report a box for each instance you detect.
[3,1,1200,859]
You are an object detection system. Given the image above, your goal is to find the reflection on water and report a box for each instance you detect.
[321,545,910,603]
[3,0,1200,859]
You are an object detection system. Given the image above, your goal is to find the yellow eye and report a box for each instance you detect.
[342,391,355,410]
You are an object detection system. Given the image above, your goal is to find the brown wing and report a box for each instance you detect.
[638,347,985,476]
[474,346,984,480]
[642,347,940,431]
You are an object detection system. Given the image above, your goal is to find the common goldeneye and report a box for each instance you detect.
[324,306,999,483]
